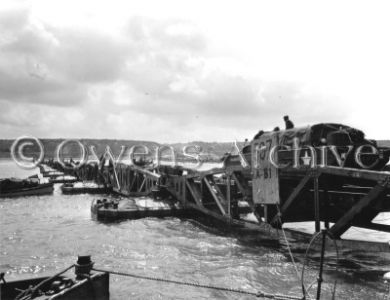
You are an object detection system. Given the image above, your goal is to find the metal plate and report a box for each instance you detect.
[252,133,280,204]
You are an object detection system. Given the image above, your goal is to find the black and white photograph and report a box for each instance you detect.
[1,0,390,299]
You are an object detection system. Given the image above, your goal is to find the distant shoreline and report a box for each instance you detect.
[0,139,240,160]
[1,138,389,160]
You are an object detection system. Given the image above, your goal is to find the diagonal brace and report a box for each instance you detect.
[329,183,387,238]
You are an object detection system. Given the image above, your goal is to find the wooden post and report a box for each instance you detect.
[226,175,231,217]
[313,173,320,232]
[129,171,137,192]
[323,182,330,230]
[264,205,268,223]
[182,178,187,207]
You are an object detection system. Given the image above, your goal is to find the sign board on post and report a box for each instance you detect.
[252,132,280,204]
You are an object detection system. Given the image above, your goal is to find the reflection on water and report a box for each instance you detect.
[0,160,389,299]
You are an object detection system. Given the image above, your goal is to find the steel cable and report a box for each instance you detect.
[275,205,313,300]
[92,267,304,300]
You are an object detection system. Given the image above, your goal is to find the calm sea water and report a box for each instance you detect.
[1,159,390,299]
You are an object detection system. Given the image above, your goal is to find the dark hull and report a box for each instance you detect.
[91,198,191,221]
[61,185,110,195]
[0,272,109,300]
[0,183,54,198]
[50,178,78,184]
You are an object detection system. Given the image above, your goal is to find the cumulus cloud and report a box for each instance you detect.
[0,7,128,107]
[52,29,129,83]
[0,5,345,141]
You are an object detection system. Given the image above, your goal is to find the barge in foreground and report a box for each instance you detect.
[0,256,109,300]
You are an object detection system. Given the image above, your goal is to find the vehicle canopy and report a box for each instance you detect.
[256,123,369,148]
[246,123,389,170]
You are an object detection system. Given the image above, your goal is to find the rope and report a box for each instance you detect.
[275,207,310,292]
[276,205,313,300]
[15,264,75,300]
[92,267,303,300]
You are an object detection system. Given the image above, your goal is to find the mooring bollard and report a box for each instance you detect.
[75,255,94,279]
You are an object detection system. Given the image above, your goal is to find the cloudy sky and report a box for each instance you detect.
[1,0,390,142]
